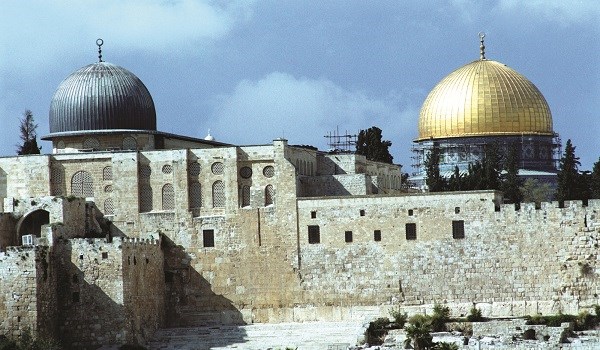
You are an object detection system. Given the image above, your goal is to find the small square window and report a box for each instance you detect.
[455,207,460,214]
[308,225,320,244]
[311,211,317,219]
[203,229,215,247]
[408,209,414,216]
[374,230,381,242]
[452,220,465,239]
[360,209,365,216]
[405,223,417,240]
[345,231,353,243]
[101,252,108,259]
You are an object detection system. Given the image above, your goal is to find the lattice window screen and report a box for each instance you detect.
[211,162,224,175]
[212,180,225,207]
[241,185,250,207]
[162,165,173,174]
[265,184,274,206]
[103,166,113,181]
[189,162,201,176]
[71,171,94,197]
[162,184,175,210]
[104,198,115,215]
[122,136,137,150]
[189,181,202,208]
[263,165,274,178]
[139,184,153,212]
[83,138,100,149]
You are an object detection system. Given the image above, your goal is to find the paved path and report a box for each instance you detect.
[147,321,367,350]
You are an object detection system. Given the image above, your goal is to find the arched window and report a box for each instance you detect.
[103,166,113,181]
[139,184,153,212]
[83,137,100,149]
[71,171,94,197]
[265,185,274,206]
[212,180,225,208]
[162,184,175,210]
[241,185,250,207]
[122,136,137,150]
[104,198,114,215]
[189,181,202,208]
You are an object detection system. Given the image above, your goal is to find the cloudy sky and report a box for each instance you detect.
[0,0,598,172]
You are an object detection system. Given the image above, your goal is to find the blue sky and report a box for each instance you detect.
[0,0,598,172]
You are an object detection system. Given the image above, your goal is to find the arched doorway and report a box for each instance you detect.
[16,209,50,245]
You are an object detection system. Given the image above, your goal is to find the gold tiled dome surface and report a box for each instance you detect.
[417,60,553,141]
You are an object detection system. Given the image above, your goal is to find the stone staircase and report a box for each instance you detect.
[147,321,367,350]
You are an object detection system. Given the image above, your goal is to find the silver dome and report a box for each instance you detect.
[49,62,156,133]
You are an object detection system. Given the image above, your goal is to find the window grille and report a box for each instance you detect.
[263,165,274,178]
[71,171,94,197]
[188,162,201,176]
[212,180,225,207]
[103,166,113,181]
[83,137,100,149]
[162,183,175,210]
[104,185,113,193]
[51,167,64,183]
[241,185,251,207]
[240,166,252,179]
[104,198,114,215]
[211,162,224,175]
[57,141,65,149]
[162,164,173,174]
[139,184,153,212]
[265,184,274,206]
[139,164,151,178]
[122,136,137,150]
[189,181,202,208]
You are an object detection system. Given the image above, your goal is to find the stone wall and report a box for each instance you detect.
[296,193,600,318]
[0,246,56,339]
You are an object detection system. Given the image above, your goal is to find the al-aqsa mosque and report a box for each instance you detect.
[0,37,598,349]
[411,34,560,185]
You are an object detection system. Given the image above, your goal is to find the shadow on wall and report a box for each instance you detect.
[53,240,127,348]
[162,235,246,332]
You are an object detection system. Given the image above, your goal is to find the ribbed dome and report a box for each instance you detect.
[416,60,553,141]
[49,62,156,133]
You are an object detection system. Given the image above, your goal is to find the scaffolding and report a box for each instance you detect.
[324,128,357,153]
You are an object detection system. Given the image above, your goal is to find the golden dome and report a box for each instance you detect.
[416,59,553,141]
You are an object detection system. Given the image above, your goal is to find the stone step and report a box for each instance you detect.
[147,321,366,350]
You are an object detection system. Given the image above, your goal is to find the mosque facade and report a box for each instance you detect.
[0,40,598,348]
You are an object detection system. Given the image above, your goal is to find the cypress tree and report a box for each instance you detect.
[556,139,580,203]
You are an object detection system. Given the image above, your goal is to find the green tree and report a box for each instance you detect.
[424,143,446,192]
[448,166,462,191]
[556,139,581,203]
[481,143,502,190]
[520,178,553,204]
[591,158,600,199]
[355,126,393,164]
[404,314,434,350]
[16,110,41,155]
[502,144,523,204]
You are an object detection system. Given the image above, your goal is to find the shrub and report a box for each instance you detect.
[390,308,408,328]
[367,317,391,345]
[405,314,433,350]
[431,304,450,332]
[434,342,459,350]
[466,307,484,322]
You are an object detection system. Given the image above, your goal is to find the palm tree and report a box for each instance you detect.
[404,314,433,350]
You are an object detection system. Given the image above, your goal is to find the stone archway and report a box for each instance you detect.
[16,209,50,244]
